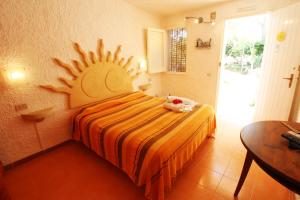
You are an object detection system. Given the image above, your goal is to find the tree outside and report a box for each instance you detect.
[223,15,266,74]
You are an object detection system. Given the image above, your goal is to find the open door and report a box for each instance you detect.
[146,28,167,73]
[254,2,300,121]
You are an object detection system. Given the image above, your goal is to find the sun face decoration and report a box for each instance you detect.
[40,39,140,108]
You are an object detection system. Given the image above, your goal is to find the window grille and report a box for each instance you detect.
[167,28,187,72]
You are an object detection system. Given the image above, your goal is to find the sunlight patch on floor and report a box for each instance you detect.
[217,69,260,127]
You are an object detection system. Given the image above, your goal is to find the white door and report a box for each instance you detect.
[254,2,300,121]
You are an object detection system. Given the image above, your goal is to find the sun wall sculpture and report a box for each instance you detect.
[40,39,140,108]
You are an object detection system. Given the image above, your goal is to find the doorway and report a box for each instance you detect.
[217,14,267,128]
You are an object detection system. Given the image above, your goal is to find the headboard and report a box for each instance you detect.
[40,39,139,108]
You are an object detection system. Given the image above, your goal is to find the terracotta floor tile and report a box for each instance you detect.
[251,171,292,200]
[168,185,215,200]
[209,147,234,161]
[196,169,223,191]
[215,176,252,200]
[211,194,226,200]
[4,143,145,200]
[224,159,245,181]
[232,150,247,161]
[251,187,291,200]
[198,155,231,175]
[289,193,297,200]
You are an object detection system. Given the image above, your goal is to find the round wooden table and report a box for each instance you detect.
[234,121,300,196]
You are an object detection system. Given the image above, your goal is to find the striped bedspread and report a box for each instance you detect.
[73,92,216,200]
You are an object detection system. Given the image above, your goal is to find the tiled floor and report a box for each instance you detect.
[168,118,295,200]
[3,118,296,200]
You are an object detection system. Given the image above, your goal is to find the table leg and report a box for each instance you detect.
[234,150,253,196]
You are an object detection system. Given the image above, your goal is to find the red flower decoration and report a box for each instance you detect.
[172,99,183,104]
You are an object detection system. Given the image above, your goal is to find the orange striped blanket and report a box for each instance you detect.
[73,92,216,200]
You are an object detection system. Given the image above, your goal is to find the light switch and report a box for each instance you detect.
[15,104,28,112]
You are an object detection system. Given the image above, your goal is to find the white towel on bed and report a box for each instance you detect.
[166,96,198,106]
[164,96,198,112]
[163,102,194,112]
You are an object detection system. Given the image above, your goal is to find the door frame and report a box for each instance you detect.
[214,12,269,116]
[289,66,300,121]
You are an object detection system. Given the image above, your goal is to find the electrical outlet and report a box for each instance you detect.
[15,104,28,112]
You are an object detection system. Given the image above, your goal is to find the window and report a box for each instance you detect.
[167,28,187,72]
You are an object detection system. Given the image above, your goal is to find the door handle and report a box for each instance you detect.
[282,74,294,88]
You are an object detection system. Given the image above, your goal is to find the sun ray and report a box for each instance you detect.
[59,77,74,88]
[106,51,112,62]
[52,58,79,78]
[74,43,88,67]
[119,58,125,66]
[97,39,105,62]
[89,51,96,64]
[40,85,71,94]
[113,45,121,63]
[72,60,84,72]
[123,56,133,70]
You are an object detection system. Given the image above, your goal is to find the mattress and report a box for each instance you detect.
[73,92,216,200]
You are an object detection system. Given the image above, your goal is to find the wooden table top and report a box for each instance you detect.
[241,121,300,190]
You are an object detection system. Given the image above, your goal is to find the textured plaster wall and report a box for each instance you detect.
[161,0,300,108]
[0,0,162,165]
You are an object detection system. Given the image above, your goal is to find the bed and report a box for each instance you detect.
[40,39,216,200]
[72,92,216,199]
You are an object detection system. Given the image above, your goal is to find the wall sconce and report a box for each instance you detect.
[9,70,25,81]
[185,11,216,25]
[1,66,27,86]
[138,59,147,73]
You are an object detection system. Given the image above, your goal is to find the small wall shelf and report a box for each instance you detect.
[21,107,53,122]
[139,83,151,92]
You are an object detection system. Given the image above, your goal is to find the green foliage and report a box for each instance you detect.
[224,37,265,73]
[225,37,264,57]
[225,40,233,56]
[253,54,263,68]
[254,41,264,56]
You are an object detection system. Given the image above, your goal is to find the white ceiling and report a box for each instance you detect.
[126,0,233,17]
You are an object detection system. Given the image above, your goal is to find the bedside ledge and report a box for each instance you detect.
[21,107,53,122]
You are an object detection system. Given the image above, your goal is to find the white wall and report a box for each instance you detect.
[0,0,162,165]
[161,0,300,107]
